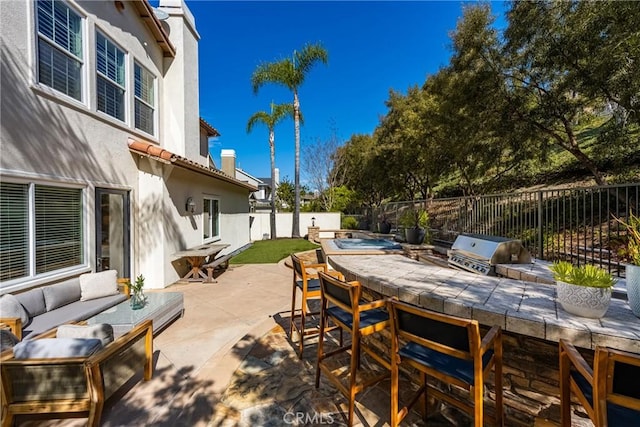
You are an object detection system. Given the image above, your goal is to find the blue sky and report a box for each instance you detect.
[182,1,507,182]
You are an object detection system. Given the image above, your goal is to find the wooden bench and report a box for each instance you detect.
[204,254,232,283]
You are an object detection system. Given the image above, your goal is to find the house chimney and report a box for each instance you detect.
[221,149,236,177]
[158,0,200,158]
[274,168,280,188]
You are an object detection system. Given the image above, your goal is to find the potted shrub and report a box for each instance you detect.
[357,216,370,231]
[614,211,640,317]
[549,261,616,318]
[377,215,392,234]
[399,207,428,245]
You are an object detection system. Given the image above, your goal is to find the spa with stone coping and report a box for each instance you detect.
[321,238,405,256]
[328,254,640,425]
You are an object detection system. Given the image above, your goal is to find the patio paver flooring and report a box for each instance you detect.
[15,261,467,426]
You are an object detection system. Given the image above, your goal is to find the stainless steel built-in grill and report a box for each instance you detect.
[447,234,532,275]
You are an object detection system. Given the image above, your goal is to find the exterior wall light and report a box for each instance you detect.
[186,197,196,214]
[311,216,316,227]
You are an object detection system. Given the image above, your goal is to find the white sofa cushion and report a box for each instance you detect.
[13,338,103,359]
[57,323,114,346]
[79,270,119,301]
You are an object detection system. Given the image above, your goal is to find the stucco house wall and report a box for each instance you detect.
[0,0,253,292]
[1,0,162,184]
[163,166,251,258]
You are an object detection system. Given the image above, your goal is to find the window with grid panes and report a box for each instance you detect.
[96,32,125,120]
[134,62,155,134]
[36,0,83,101]
[0,183,83,284]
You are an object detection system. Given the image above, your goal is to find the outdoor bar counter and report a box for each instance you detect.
[328,254,640,425]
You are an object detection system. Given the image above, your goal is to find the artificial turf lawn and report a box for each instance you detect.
[229,238,320,264]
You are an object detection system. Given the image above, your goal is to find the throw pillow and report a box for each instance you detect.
[79,270,119,301]
[0,294,29,326]
[57,323,114,346]
[0,328,20,352]
[42,280,82,311]
[13,337,103,359]
[14,288,46,318]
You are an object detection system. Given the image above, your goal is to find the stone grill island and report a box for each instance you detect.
[329,254,640,425]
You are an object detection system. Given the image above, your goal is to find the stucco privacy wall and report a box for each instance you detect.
[249,212,341,240]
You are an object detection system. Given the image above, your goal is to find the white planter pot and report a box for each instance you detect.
[626,265,640,318]
[556,281,612,319]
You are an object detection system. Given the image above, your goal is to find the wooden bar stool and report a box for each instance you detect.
[289,253,330,358]
[387,298,503,427]
[315,271,390,426]
[559,339,640,426]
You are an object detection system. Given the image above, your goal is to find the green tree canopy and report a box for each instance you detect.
[330,1,639,207]
[276,177,309,212]
[374,86,448,200]
[337,134,389,209]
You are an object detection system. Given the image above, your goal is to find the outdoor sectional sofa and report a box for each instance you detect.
[0,271,152,426]
[1,319,153,427]
[0,270,128,341]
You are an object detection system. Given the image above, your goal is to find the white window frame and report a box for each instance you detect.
[35,0,85,102]
[203,197,220,242]
[95,30,127,122]
[0,181,86,288]
[133,61,156,136]
[30,3,162,142]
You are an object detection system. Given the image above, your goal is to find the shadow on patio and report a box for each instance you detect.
[14,262,445,427]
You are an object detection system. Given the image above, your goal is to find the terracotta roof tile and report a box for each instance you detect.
[128,138,257,191]
[132,0,175,57]
[200,118,220,137]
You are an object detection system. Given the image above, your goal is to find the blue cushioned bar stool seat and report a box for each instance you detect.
[387,298,503,427]
[316,271,391,426]
[559,339,640,427]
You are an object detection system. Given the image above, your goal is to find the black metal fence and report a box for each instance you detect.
[376,184,640,276]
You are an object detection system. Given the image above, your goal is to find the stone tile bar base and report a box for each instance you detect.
[330,254,640,426]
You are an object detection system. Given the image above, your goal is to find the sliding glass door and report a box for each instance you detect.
[95,188,130,277]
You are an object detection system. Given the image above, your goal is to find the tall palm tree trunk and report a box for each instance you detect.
[251,43,328,238]
[292,90,301,238]
[269,130,277,239]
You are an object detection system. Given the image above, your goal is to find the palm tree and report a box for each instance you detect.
[247,102,295,239]
[251,43,328,237]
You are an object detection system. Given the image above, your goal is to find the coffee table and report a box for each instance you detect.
[87,292,184,336]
